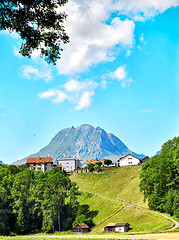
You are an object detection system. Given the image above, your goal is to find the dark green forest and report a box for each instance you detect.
[0,165,92,235]
[140,136,179,218]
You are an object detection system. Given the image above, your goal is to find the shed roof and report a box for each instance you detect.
[76,223,89,228]
[105,222,129,227]
[27,157,53,164]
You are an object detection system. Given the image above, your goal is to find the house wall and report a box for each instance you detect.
[41,163,53,172]
[29,163,36,171]
[28,163,52,172]
[114,226,125,232]
[57,158,82,172]
[119,155,140,167]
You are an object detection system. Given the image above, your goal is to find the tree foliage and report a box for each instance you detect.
[104,159,112,166]
[94,164,102,172]
[86,163,95,172]
[95,161,102,166]
[140,137,179,218]
[0,165,85,235]
[0,0,69,64]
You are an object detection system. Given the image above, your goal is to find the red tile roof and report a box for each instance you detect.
[56,164,62,168]
[27,157,53,164]
[86,158,105,165]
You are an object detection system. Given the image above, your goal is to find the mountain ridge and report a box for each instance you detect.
[13,124,145,165]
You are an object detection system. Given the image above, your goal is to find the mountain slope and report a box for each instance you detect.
[13,124,144,165]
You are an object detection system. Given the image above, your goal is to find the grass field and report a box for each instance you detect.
[0,237,150,240]
[71,166,148,208]
[70,166,173,233]
[1,233,179,240]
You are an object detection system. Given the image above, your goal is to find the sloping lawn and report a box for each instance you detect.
[71,166,148,208]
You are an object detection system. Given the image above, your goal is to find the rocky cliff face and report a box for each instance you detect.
[13,124,144,165]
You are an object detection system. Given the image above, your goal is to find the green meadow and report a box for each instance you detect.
[0,238,149,240]
[70,166,173,233]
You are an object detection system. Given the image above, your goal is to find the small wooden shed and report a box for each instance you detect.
[71,223,90,233]
[104,222,130,232]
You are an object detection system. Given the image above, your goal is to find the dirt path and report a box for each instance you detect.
[81,190,179,231]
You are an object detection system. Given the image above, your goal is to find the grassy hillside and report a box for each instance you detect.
[71,166,147,208]
[70,166,173,233]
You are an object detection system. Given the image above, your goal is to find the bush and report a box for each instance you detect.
[87,163,95,172]
[104,159,112,166]
[94,165,102,172]
[95,161,102,166]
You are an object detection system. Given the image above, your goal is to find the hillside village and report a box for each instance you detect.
[22,154,150,173]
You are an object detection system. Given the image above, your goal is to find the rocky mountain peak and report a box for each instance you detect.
[13,124,145,165]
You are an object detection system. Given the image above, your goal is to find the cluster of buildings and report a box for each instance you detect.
[26,154,149,173]
[86,154,149,167]
[27,157,82,172]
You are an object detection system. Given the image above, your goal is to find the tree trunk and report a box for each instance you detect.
[58,210,61,231]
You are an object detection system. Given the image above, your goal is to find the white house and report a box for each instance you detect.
[118,154,141,167]
[56,158,82,172]
[104,223,130,232]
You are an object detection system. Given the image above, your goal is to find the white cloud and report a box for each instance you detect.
[21,65,53,82]
[0,30,19,39]
[112,65,127,81]
[133,15,145,22]
[139,33,144,42]
[57,0,135,74]
[101,79,108,89]
[38,89,67,104]
[75,91,94,110]
[137,33,147,50]
[113,0,179,18]
[55,0,179,75]
[22,66,39,79]
[139,109,152,113]
[121,77,133,87]
[126,49,132,57]
[64,78,98,92]
[38,78,98,110]
[102,65,133,87]
[13,46,21,58]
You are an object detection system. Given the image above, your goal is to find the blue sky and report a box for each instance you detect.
[0,0,179,164]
